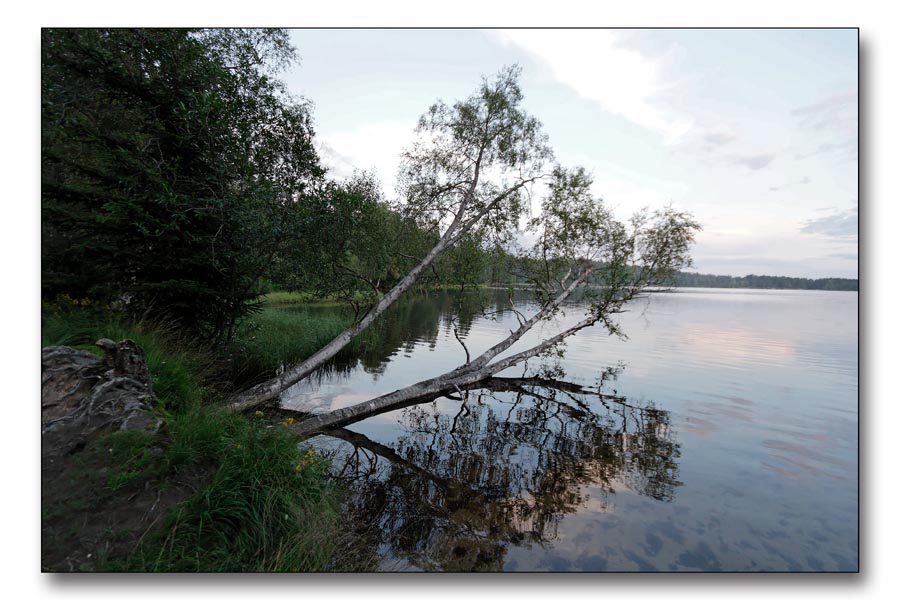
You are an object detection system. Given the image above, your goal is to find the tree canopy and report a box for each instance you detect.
[42,28,327,340]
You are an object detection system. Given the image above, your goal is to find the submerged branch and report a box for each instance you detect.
[287,306,596,437]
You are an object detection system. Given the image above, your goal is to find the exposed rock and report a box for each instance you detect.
[42,340,161,464]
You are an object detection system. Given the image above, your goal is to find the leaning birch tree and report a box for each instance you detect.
[291,167,700,435]
[226,66,553,412]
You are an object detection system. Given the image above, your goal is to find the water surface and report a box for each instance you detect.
[281,288,858,572]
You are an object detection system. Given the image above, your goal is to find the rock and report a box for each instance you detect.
[95,338,153,391]
[42,340,161,463]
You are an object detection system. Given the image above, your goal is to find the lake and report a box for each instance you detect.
[279,288,859,572]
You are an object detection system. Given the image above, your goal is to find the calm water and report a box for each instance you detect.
[280,288,858,572]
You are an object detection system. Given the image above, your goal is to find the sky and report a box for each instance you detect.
[281,29,858,279]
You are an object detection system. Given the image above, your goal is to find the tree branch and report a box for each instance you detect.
[450,316,471,364]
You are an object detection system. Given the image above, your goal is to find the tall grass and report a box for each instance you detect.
[263,290,367,306]
[121,410,345,572]
[228,304,352,382]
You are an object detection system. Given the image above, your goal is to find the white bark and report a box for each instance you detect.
[453,266,594,374]
[282,197,697,437]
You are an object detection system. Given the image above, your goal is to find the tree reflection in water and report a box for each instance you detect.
[299,289,501,384]
[320,379,681,571]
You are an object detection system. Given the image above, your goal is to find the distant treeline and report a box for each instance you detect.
[480,254,858,292]
[671,272,858,291]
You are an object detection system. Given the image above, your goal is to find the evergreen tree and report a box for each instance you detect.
[42,28,324,340]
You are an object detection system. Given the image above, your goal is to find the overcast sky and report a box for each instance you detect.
[282,29,858,279]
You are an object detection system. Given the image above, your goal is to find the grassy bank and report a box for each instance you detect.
[41,297,367,572]
[262,290,348,306]
[229,300,352,383]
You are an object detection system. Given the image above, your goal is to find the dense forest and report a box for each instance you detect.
[41,28,445,342]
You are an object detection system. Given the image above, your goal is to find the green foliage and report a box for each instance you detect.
[269,173,438,312]
[398,65,552,237]
[42,28,324,341]
[508,167,701,339]
[435,230,490,290]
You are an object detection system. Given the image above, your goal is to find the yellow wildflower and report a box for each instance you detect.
[254,410,263,416]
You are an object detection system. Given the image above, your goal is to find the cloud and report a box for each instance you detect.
[790,90,858,164]
[315,141,358,180]
[794,140,854,161]
[668,127,741,164]
[799,205,858,238]
[494,29,692,141]
[724,153,776,171]
[770,176,811,192]
[794,140,857,163]
[318,120,416,191]
[701,131,737,148]
[790,92,857,120]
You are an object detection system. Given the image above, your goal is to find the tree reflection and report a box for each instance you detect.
[322,380,680,571]
[304,289,530,383]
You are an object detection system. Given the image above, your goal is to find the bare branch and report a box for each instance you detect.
[450,316,471,365]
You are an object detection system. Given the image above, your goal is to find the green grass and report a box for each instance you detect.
[229,304,352,380]
[101,430,160,491]
[41,299,366,572]
[117,409,344,572]
[263,289,371,306]
[263,290,323,305]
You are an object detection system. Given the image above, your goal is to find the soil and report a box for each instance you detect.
[41,440,214,572]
